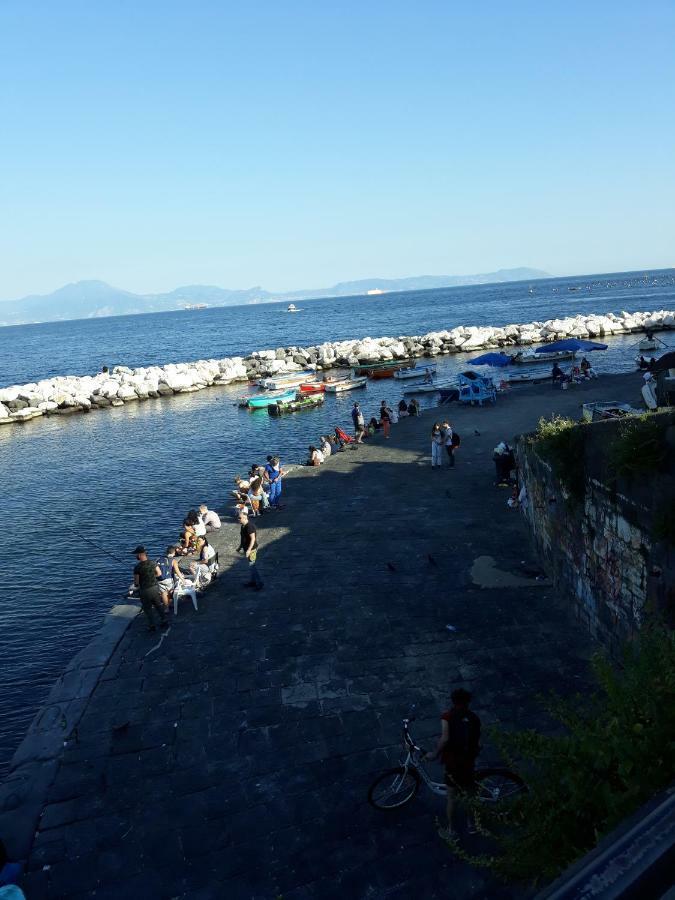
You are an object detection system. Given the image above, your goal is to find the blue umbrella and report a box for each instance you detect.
[469,352,513,367]
[535,338,608,354]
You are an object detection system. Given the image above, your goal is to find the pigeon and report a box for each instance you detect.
[386,562,397,573]
[427,553,438,567]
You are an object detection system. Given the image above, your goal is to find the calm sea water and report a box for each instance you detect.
[0,269,673,772]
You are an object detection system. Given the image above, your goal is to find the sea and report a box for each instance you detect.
[0,268,673,773]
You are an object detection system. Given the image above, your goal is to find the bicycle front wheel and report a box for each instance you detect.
[368,767,420,810]
[474,768,526,804]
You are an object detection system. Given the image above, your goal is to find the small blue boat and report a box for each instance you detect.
[246,388,297,409]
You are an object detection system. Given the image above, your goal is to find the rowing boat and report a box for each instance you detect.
[403,378,457,394]
[299,382,326,394]
[511,350,576,364]
[246,388,297,409]
[352,360,413,376]
[324,376,368,393]
[393,365,437,380]
[258,369,315,390]
[268,394,325,416]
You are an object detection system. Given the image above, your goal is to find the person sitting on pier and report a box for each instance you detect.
[307,445,324,466]
[320,435,332,458]
[157,545,185,607]
[368,416,381,434]
[551,362,565,385]
[580,357,597,379]
[637,355,648,370]
[179,509,204,554]
[248,469,266,515]
[398,398,409,417]
[199,503,221,531]
[408,398,420,416]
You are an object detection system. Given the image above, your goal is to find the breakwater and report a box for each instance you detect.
[1,307,672,427]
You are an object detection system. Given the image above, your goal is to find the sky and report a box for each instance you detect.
[0,0,674,300]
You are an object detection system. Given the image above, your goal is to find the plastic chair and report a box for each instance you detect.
[173,580,198,615]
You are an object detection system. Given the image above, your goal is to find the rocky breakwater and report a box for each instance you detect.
[0,307,673,429]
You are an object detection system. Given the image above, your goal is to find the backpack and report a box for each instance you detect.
[451,431,461,449]
[157,556,173,581]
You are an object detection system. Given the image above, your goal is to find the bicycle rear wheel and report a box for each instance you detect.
[368,767,420,810]
[474,768,526,803]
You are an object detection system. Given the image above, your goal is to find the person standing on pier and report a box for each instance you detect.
[264,455,285,509]
[132,546,169,631]
[352,401,365,443]
[237,509,263,590]
[380,400,392,438]
[431,422,444,468]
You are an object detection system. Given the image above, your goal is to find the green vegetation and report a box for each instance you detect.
[530,415,587,501]
[607,413,668,478]
[445,626,675,884]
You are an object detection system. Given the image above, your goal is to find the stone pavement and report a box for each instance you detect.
[18,375,643,899]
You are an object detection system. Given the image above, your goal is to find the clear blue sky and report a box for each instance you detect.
[1,0,673,299]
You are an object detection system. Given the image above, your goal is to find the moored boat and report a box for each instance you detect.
[268,394,325,416]
[246,388,297,409]
[324,376,368,393]
[367,365,400,380]
[511,350,576,364]
[403,378,457,394]
[299,382,326,393]
[581,401,641,423]
[352,360,413,376]
[393,364,437,380]
[258,370,316,390]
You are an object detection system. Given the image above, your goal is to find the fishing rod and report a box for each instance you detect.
[50,517,128,564]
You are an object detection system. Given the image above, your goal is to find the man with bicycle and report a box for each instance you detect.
[426,688,481,837]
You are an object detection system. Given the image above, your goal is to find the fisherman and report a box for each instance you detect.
[237,509,263,590]
[264,455,285,509]
[352,401,365,443]
[198,504,221,531]
[132,546,169,631]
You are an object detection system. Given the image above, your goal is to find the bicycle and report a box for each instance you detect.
[368,711,525,811]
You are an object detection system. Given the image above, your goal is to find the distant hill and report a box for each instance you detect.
[0,268,549,325]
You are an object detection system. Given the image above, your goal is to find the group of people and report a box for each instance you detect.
[551,356,598,385]
[232,456,286,515]
[132,502,223,630]
[431,420,459,468]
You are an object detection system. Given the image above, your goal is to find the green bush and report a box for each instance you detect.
[531,416,587,501]
[446,626,675,884]
[608,414,668,478]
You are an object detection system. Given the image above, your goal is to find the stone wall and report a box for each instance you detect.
[1,306,673,430]
[517,412,675,655]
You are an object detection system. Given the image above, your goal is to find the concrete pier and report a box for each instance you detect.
[11,375,645,898]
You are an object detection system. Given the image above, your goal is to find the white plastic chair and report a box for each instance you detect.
[173,579,198,615]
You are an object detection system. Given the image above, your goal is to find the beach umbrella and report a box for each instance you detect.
[535,338,608,354]
[469,352,513,367]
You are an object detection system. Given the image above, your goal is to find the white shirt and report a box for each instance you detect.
[201,509,221,528]
[320,441,331,457]
[312,449,324,464]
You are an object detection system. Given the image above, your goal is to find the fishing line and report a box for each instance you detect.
[49,516,127,564]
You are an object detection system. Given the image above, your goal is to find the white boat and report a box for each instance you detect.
[403,378,457,394]
[581,401,641,423]
[324,376,367,393]
[287,303,300,313]
[512,349,576,365]
[258,369,315,390]
[393,365,437,380]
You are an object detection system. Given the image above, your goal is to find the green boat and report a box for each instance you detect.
[352,359,413,376]
[268,394,325,416]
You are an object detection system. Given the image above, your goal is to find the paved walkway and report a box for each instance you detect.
[20,376,642,899]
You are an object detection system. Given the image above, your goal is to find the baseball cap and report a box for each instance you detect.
[131,545,146,555]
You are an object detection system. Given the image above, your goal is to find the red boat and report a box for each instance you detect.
[299,382,326,394]
[367,365,399,380]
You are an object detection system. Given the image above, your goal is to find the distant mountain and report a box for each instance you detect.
[0,268,549,325]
